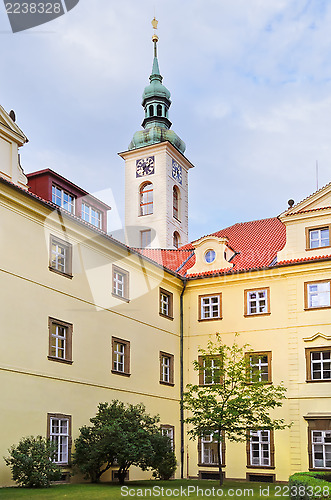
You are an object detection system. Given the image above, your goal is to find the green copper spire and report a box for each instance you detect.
[128,19,186,154]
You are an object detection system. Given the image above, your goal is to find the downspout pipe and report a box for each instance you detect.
[180,277,187,479]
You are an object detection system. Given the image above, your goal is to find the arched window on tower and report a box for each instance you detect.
[140,182,153,216]
[173,231,180,249]
[173,186,180,220]
[149,105,154,117]
[157,104,162,117]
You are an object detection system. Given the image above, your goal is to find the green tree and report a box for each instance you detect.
[73,400,177,484]
[183,335,290,486]
[4,436,62,488]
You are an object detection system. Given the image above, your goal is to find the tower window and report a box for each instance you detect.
[157,104,162,117]
[140,182,153,216]
[173,186,180,220]
[149,105,154,117]
[173,231,180,249]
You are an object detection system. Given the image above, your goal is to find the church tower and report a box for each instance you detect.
[119,19,194,249]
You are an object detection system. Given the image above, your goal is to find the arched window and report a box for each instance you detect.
[173,186,180,220]
[140,182,153,216]
[149,105,154,117]
[157,104,162,117]
[173,231,180,249]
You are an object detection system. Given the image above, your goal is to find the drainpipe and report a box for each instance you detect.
[180,277,187,479]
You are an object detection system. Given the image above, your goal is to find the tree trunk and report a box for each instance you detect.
[218,463,223,486]
[217,431,223,486]
[117,469,127,485]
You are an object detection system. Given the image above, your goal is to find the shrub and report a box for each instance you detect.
[4,436,62,488]
[289,472,331,500]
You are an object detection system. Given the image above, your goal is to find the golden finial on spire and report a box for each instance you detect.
[151,17,158,30]
[152,17,159,43]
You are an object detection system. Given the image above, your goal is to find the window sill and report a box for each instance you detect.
[246,465,275,470]
[306,379,331,383]
[306,245,331,251]
[198,463,224,468]
[159,313,174,321]
[304,306,331,311]
[244,312,271,317]
[159,381,175,387]
[173,216,181,223]
[111,370,131,377]
[198,317,222,322]
[309,467,331,472]
[47,356,73,365]
[112,293,130,303]
[49,267,73,279]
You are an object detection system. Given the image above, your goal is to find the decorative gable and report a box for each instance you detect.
[277,183,331,263]
[0,104,28,190]
[187,235,234,275]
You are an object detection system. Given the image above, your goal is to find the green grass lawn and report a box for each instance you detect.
[0,479,290,499]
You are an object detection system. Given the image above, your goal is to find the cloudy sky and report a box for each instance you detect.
[1,0,331,241]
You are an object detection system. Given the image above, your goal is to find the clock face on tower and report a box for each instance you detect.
[136,156,155,177]
[172,159,182,185]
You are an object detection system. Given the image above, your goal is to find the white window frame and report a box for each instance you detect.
[309,228,330,249]
[113,271,124,297]
[160,292,170,317]
[306,281,331,309]
[81,202,102,229]
[200,295,221,320]
[249,353,270,382]
[250,430,271,467]
[50,236,72,276]
[247,289,268,315]
[52,185,75,213]
[50,417,70,465]
[203,358,221,385]
[161,355,171,383]
[113,341,125,372]
[310,350,331,380]
[201,434,221,465]
[50,323,67,360]
[161,426,174,450]
[312,430,331,469]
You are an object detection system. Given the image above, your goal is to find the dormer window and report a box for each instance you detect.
[306,226,330,250]
[52,185,75,213]
[205,250,216,264]
[82,203,102,229]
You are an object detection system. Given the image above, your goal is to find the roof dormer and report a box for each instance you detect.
[188,235,235,275]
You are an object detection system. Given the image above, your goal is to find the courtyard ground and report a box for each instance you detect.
[0,479,290,499]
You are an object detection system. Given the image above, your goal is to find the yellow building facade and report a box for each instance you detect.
[1,30,331,487]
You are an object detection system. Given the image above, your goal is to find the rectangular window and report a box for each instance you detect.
[245,288,270,316]
[248,430,273,467]
[198,355,221,385]
[249,352,272,383]
[198,433,225,466]
[160,352,174,385]
[47,414,71,465]
[48,318,73,364]
[112,265,129,301]
[81,202,102,229]
[199,294,222,321]
[312,431,331,469]
[52,185,75,213]
[161,425,175,450]
[49,235,72,277]
[306,419,331,470]
[159,288,173,319]
[111,337,130,376]
[306,226,331,250]
[306,347,331,381]
[305,281,331,309]
[140,229,152,248]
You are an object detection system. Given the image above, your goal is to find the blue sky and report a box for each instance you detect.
[1,0,331,242]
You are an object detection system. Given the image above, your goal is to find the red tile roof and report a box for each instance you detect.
[135,217,286,278]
